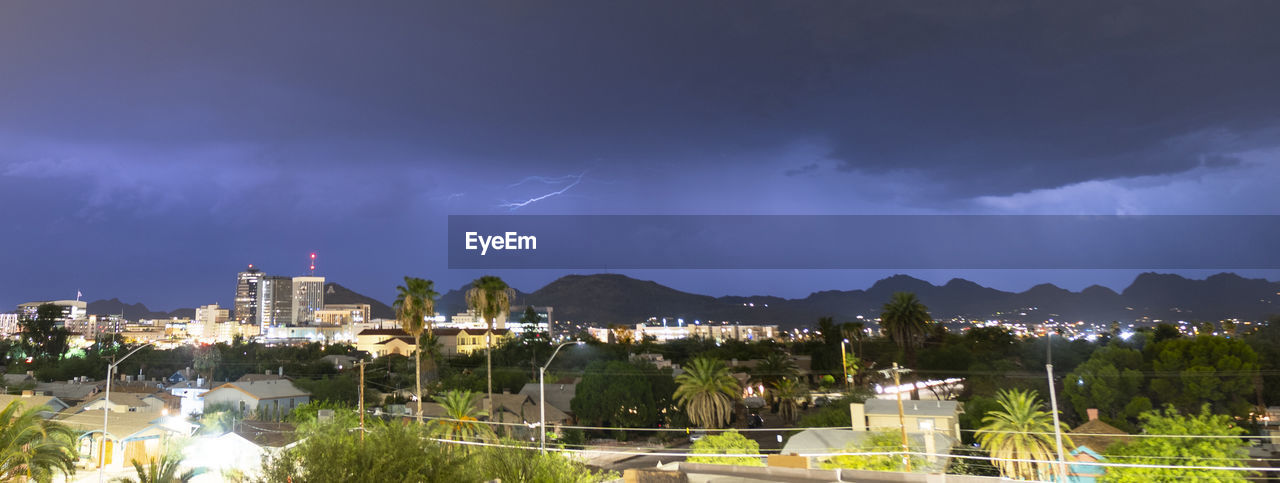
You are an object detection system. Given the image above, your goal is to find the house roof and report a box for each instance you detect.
[2,374,35,385]
[209,380,310,400]
[58,411,193,441]
[781,428,956,472]
[517,383,576,415]
[376,336,417,345]
[864,399,961,417]
[357,328,409,337]
[34,381,103,402]
[0,394,69,413]
[66,392,167,415]
[1069,418,1131,452]
[237,373,290,382]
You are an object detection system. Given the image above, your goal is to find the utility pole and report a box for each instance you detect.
[880,363,913,472]
[1046,333,1068,482]
[357,360,367,441]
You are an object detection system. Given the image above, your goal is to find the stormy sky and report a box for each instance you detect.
[3,1,1280,311]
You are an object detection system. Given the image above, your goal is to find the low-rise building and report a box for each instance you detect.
[203,379,311,418]
[855,399,963,440]
[0,393,70,417]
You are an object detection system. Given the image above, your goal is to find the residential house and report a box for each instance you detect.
[856,399,963,440]
[185,421,298,482]
[168,378,211,416]
[34,379,103,405]
[203,379,311,417]
[357,327,514,358]
[59,410,197,471]
[781,428,957,471]
[356,328,417,357]
[69,392,170,415]
[517,381,577,418]
[1067,409,1131,483]
[0,392,70,417]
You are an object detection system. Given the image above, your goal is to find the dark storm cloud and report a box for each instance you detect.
[4,1,1278,198]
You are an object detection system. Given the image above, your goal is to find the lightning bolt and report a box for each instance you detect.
[507,174,585,188]
[499,172,585,210]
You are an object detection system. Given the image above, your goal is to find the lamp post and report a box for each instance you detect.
[540,341,582,453]
[841,338,851,392]
[99,342,155,483]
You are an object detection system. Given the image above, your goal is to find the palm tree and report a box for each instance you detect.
[880,292,931,396]
[0,400,77,482]
[429,390,495,446]
[119,447,195,483]
[674,357,741,429]
[466,275,514,416]
[976,389,1073,481]
[751,352,797,402]
[395,276,439,423]
[771,378,807,424]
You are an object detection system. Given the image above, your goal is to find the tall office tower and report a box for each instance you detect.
[234,266,263,325]
[291,276,325,325]
[256,276,294,332]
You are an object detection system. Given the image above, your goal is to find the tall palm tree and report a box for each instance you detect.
[674,357,741,429]
[395,276,439,423]
[429,390,495,446]
[771,378,807,424]
[976,389,1073,481]
[880,292,932,396]
[466,275,514,416]
[751,352,797,402]
[0,400,77,482]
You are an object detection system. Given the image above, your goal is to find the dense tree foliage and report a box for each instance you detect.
[572,360,675,436]
[687,430,764,466]
[1063,344,1148,431]
[1147,335,1258,417]
[19,304,71,364]
[821,430,925,472]
[1102,405,1253,482]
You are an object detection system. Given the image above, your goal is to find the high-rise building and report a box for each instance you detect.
[16,300,87,328]
[292,276,325,325]
[234,266,263,325]
[256,276,294,332]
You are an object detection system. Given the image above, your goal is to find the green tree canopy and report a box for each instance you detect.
[1063,344,1147,429]
[688,430,764,466]
[572,361,669,432]
[1102,405,1253,482]
[821,430,926,472]
[1148,335,1259,417]
[19,304,71,364]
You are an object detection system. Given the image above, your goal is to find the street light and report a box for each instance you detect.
[840,338,851,392]
[540,341,582,453]
[99,342,155,483]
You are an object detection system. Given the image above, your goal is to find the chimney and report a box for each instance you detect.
[849,403,866,431]
[1087,408,1099,421]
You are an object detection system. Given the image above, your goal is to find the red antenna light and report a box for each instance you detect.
[310,253,316,259]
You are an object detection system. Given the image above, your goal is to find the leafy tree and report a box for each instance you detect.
[976,389,1073,481]
[430,390,495,445]
[1102,405,1252,482]
[674,357,740,429]
[880,292,932,396]
[519,306,544,340]
[192,345,220,381]
[750,352,798,402]
[771,378,807,424]
[472,443,615,483]
[688,430,764,466]
[1148,335,1258,417]
[1063,344,1147,429]
[0,400,78,481]
[395,276,439,423]
[19,304,71,364]
[260,420,464,482]
[1245,315,1280,407]
[957,395,1001,445]
[821,430,925,472]
[466,275,514,419]
[572,361,668,437]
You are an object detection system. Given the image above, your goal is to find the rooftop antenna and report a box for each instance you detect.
[309,252,317,276]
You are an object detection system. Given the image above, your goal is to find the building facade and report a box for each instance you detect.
[234,266,263,326]
[256,276,294,331]
[291,276,325,325]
